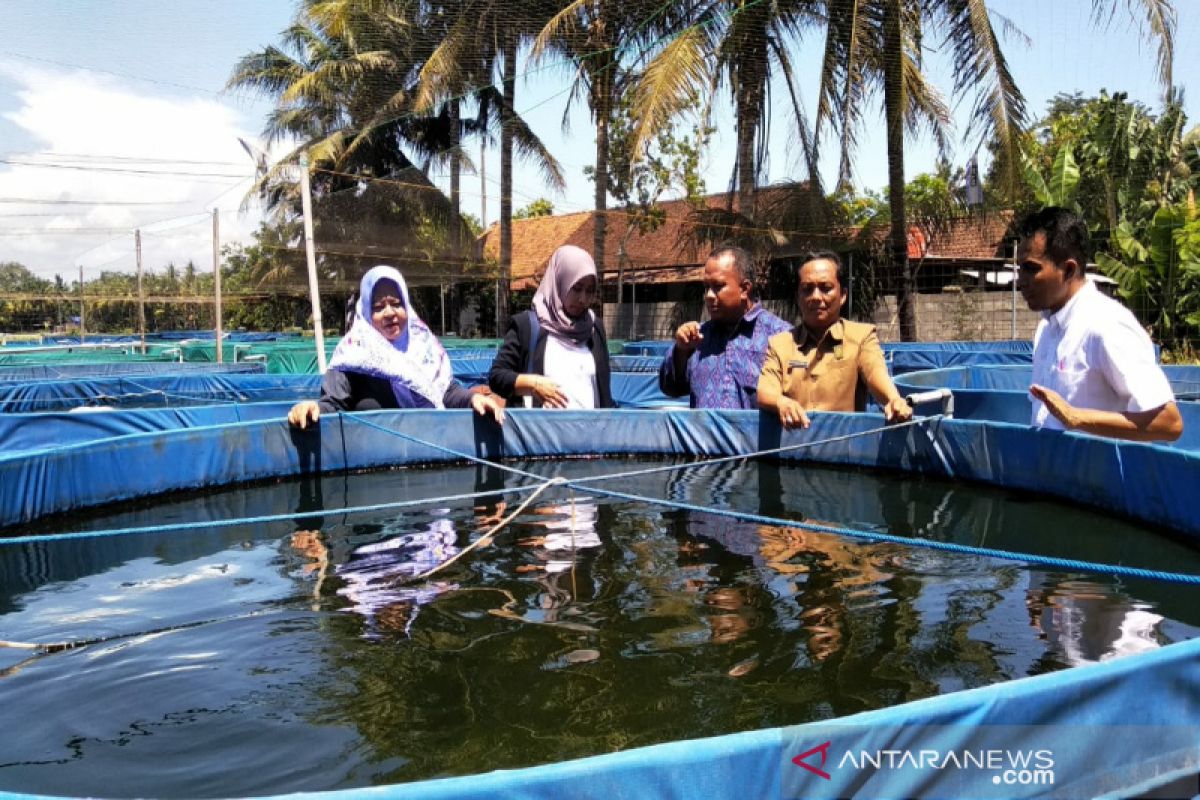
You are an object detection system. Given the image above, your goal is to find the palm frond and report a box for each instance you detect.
[531,0,590,61]
[627,24,714,164]
[1094,0,1175,89]
[475,85,567,191]
[817,0,877,187]
[226,47,308,96]
[768,33,822,195]
[900,39,952,159]
[942,0,1028,193]
[414,13,475,112]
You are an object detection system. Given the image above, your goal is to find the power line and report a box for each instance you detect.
[0,228,134,235]
[0,50,259,104]
[0,198,194,206]
[0,159,250,180]
[1,152,246,167]
[0,212,98,218]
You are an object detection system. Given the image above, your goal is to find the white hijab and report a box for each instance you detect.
[328,265,453,408]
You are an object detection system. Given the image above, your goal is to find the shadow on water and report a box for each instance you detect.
[1,456,1199,796]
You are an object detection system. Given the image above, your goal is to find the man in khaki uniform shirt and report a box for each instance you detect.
[758,252,912,429]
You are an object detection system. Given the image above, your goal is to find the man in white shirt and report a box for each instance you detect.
[1015,206,1182,442]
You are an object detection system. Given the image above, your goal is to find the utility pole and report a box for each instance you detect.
[78,265,85,342]
[135,229,146,353]
[480,140,487,229]
[213,209,223,363]
[1010,241,1017,339]
[299,154,327,373]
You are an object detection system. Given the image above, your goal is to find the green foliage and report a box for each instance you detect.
[0,215,504,336]
[513,199,555,219]
[1014,91,1197,239]
[1021,145,1081,210]
[459,213,485,237]
[589,90,711,282]
[834,167,964,227]
[1097,205,1200,349]
[0,262,60,332]
[0,262,52,293]
[590,92,711,222]
[829,186,886,226]
[903,165,968,222]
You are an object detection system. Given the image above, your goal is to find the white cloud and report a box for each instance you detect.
[0,60,266,279]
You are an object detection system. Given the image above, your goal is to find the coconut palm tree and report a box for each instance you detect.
[623,0,825,220]
[415,0,566,331]
[530,0,681,300]
[817,0,1175,341]
[228,1,426,215]
[230,2,535,293]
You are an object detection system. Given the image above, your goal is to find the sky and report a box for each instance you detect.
[1,0,1199,281]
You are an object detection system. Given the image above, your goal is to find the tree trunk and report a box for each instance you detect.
[884,0,917,342]
[593,93,609,324]
[497,34,515,335]
[735,87,757,218]
[449,98,461,252]
[734,7,767,219]
[591,10,611,324]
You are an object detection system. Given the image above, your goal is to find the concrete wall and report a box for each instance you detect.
[868,288,1040,342]
[602,289,1038,343]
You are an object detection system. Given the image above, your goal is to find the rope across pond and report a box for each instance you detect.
[4,412,1199,587]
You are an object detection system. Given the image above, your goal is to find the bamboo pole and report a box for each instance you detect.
[299,155,327,373]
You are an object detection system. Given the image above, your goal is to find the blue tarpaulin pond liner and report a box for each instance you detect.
[0,401,297,454]
[0,374,325,413]
[147,330,300,342]
[0,409,1198,798]
[0,370,679,415]
[620,339,1038,373]
[0,374,681,451]
[895,365,1200,450]
[449,352,670,383]
[177,340,506,372]
[883,340,1034,374]
[0,361,264,383]
[622,340,673,357]
[608,355,663,372]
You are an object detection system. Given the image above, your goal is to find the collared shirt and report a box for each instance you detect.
[658,304,792,409]
[758,319,891,412]
[1031,280,1174,429]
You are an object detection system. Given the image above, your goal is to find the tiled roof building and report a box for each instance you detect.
[480,194,1018,291]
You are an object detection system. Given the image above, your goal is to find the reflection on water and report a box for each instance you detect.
[1027,574,1166,666]
[1,458,1199,797]
[295,514,461,638]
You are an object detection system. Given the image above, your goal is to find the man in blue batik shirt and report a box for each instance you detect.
[659,245,791,409]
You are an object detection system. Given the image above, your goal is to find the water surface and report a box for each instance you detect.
[2,458,1198,797]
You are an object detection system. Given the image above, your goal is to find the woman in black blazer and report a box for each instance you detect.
[489,245,613,408]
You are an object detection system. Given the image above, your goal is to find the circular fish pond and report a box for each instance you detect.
[2,454,1198,798]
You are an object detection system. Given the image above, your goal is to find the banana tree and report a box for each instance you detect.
[1097,204,1200,350]
[1021,145,1081,210]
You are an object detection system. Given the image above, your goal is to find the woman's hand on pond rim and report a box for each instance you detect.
[533,378,569,409]
[471,392,506,425]
[288,400,321,429]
